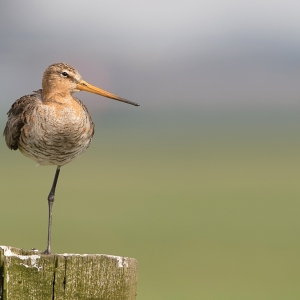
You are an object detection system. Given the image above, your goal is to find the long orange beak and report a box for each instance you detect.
[77,79,139,106]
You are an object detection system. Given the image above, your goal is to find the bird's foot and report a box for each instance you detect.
[43,248,51,255]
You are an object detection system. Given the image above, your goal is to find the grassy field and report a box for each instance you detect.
[1,108,300,299]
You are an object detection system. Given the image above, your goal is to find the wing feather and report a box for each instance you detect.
[3,90,42,150]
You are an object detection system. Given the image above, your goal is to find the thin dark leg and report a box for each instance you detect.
[44,166,61,254]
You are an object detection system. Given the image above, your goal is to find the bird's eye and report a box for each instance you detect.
[61,72,68,77]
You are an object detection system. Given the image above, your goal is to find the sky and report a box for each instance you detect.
[1,0,300,113]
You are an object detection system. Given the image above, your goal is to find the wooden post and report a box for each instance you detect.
[0,246,138,300]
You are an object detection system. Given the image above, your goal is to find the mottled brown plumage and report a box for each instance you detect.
[4,88,94,166]
[3,62,139,254]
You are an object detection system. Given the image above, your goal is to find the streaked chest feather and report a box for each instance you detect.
[22,101,93,145]
[18,99,94,166]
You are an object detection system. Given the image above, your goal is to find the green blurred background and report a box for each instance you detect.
[1,1,300,299]
[1,109,300,299]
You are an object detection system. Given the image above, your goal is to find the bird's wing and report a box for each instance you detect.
[3,89,42,150]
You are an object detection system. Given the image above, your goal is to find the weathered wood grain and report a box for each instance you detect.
[0,246,138,300]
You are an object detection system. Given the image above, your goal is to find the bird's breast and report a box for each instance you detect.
[37,102,88,137]
[18,99,94,166]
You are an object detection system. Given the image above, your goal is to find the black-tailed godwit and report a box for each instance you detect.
[4,62,139,254]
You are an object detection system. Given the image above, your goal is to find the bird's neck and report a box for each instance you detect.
[42,89,73,104]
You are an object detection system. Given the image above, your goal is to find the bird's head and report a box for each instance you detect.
[42,62,139,106]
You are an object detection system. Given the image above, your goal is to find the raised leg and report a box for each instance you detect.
[44,166,61,254]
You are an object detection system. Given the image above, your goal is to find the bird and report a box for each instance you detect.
[3,62,139,254]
